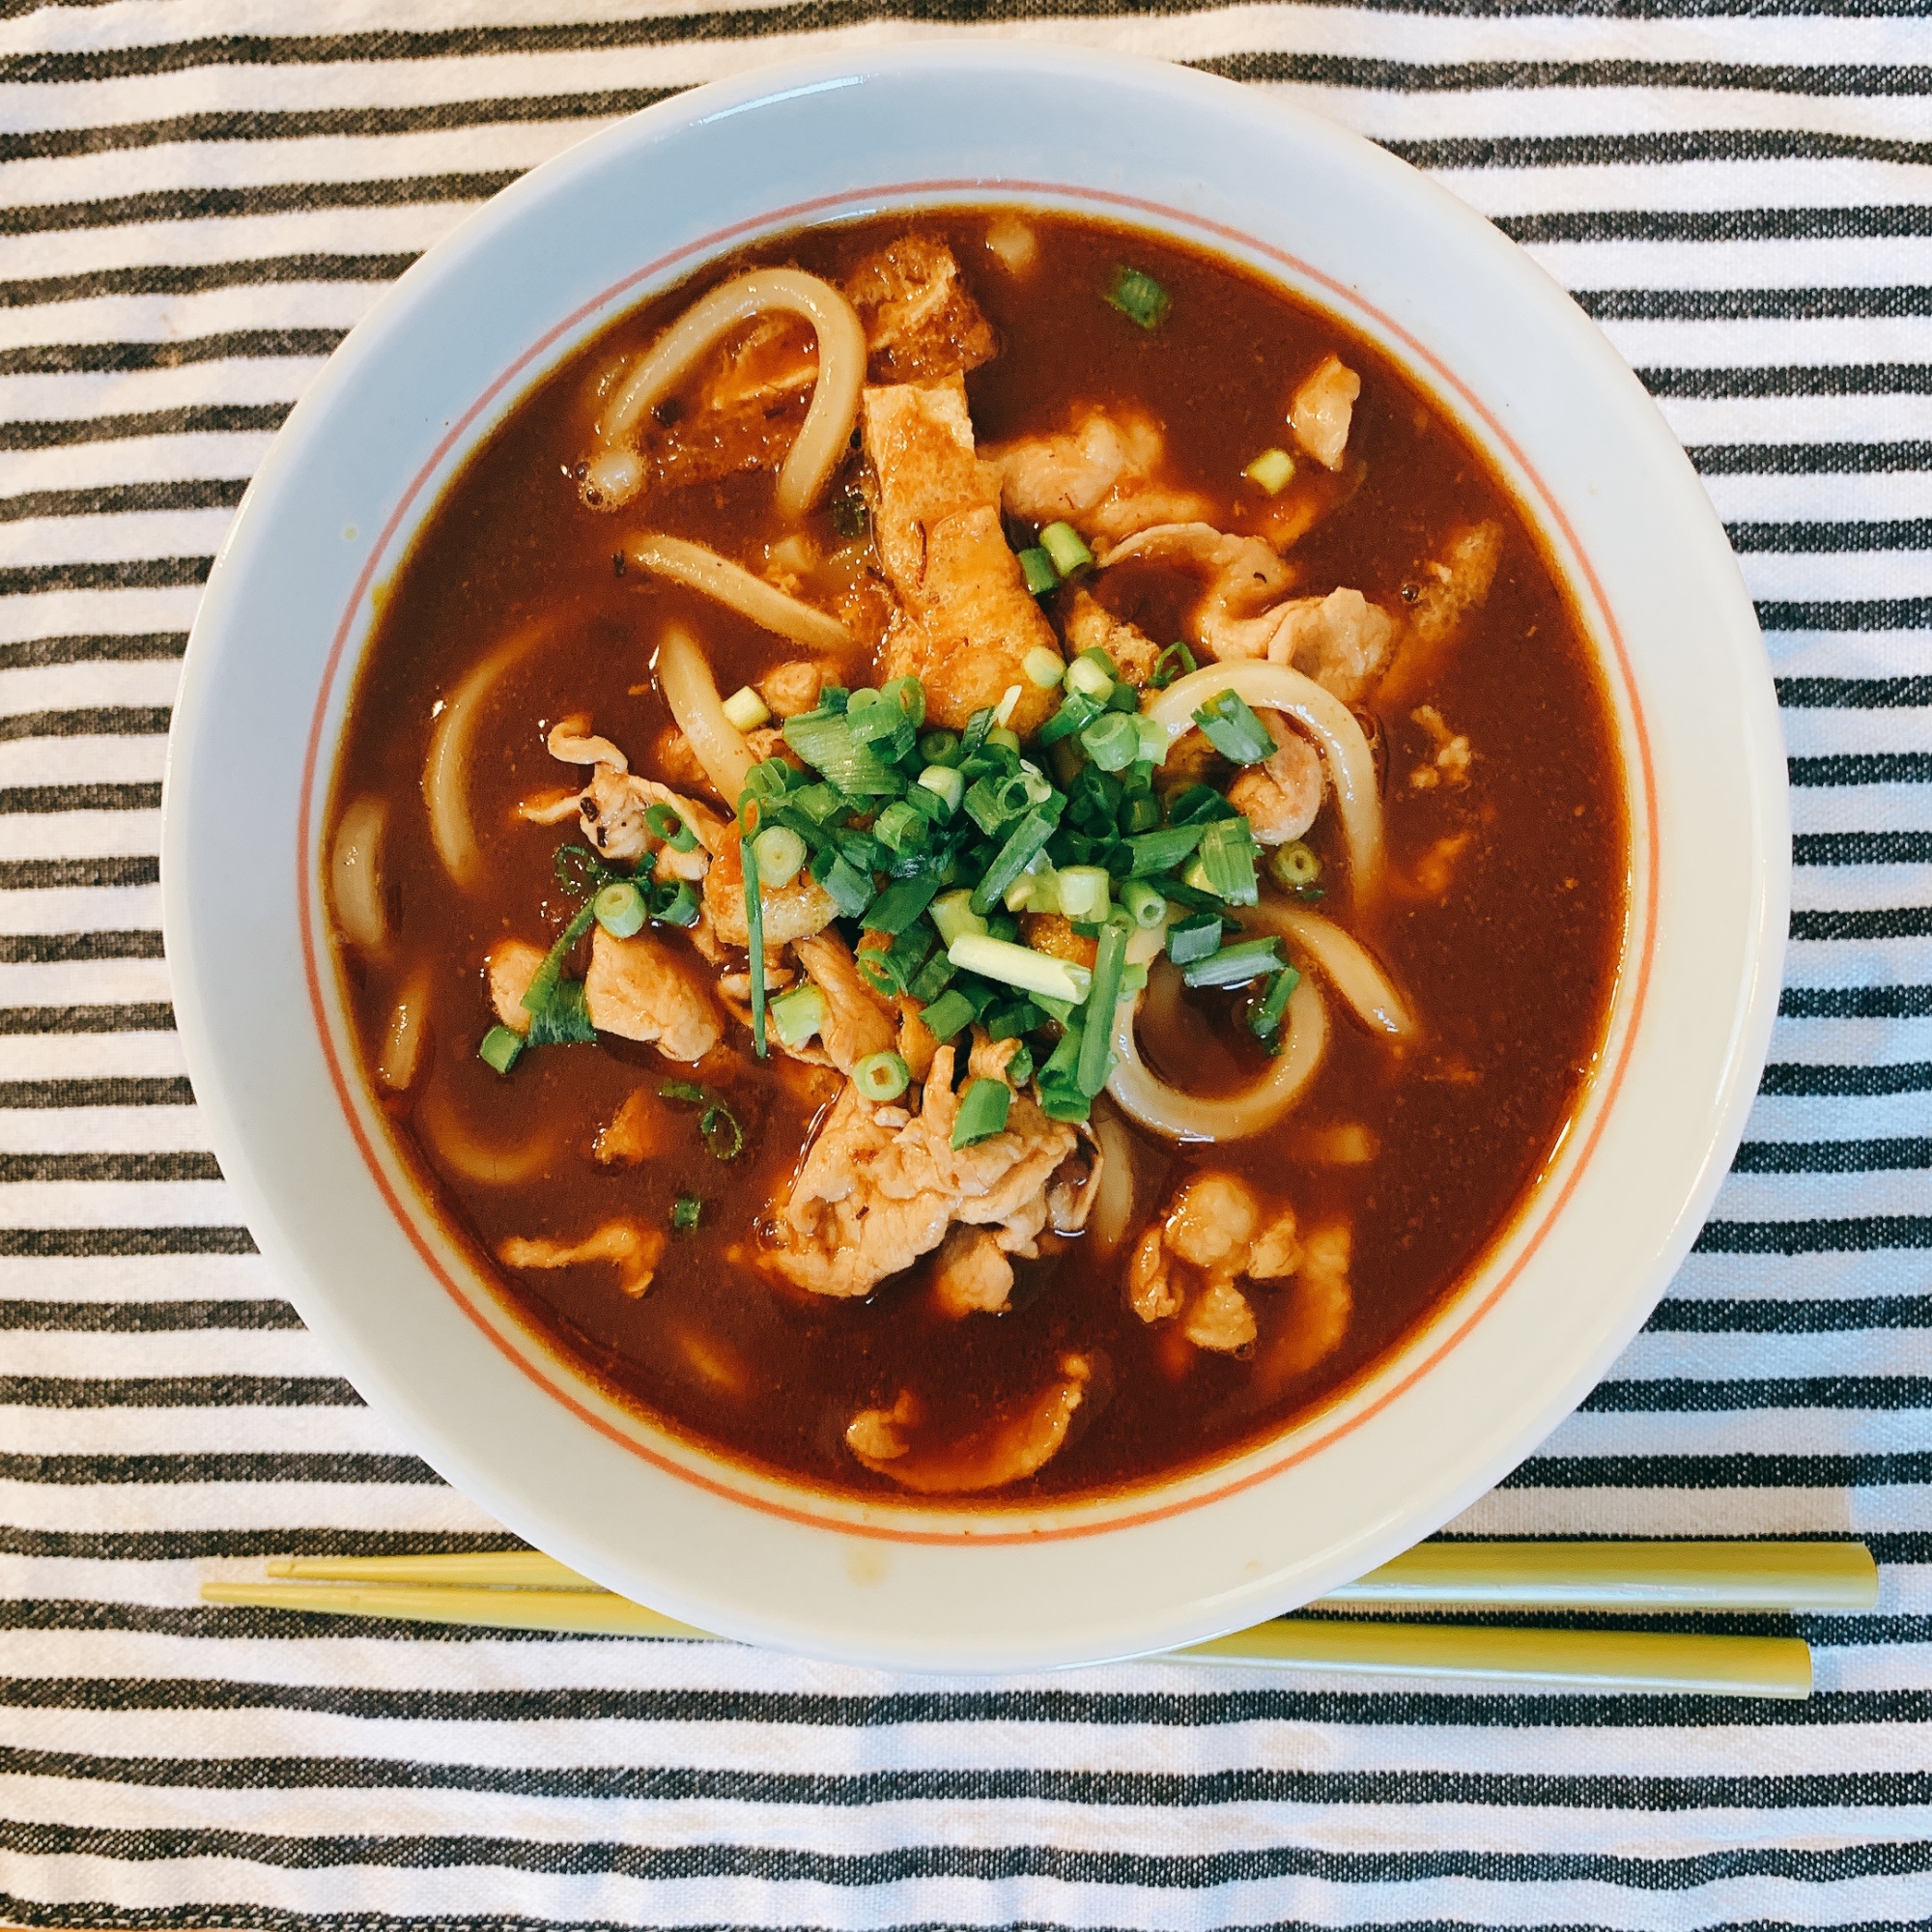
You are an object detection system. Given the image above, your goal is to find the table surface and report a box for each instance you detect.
[3,3,1929,1927]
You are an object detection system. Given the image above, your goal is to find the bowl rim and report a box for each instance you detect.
[164,42,1785,1668]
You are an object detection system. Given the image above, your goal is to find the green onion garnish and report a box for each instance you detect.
[810,847,873,919]
[670,1193,703,1232]
[919,728,961,766]
[930,889,988,947]
[721,685,771,732]
[1147,641,1197,690]
[1165,913,1224,967]
[1076,914,1131,1096]
[1065,654,1113,702]
[917,763,966,815]
[741,823,767,1060]
[1189,816,1260,906]
[769,982,828,1048]
[752,823,808,890]
[951,1076,1012,1149]
[1079,710,1142,773]
[863,873,943,936]
[1121,879,1168,929]
[520,898,598,1040]
[854,1050,912,1103]
[781,711,903,795]
[1243,447,1295,496]
[1124,823,1208,876]
[1038,522,1094,579]
[1036,688,1107,748]
[477,1025,524,1075]
[1180,935,1285,990]
[972,807,1060,916]
[1248,965,1301,1043]
[1055,865,1112,923]
[644,802,698,851]
[1270,839,1322,891]
[1192,689,1276,765]
[660,1080,746,1161]
[907,951,955,1005]
[1106,264,1171,330]
[947,932,1093,1005]
[654,880,700,928]
[1168,782,1240,828]
[1018,548,1060,596]
[593,880,647,939]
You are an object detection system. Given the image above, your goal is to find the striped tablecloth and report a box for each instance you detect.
[3,3,1928,1925]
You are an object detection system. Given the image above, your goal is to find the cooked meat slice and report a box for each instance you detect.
[547,721,727,869]
[498,1220,667,1298]
[1164,1173,1260,1271]
[1057,584,1161,686]
[1046,1127,1104,1236]
[1263,1223,1352,1383]
[1183,1279,1257,1354]
[860,375,1064,734]
[1226,710,1323,845]
[1098,522,1297,662]
[1290,354,1359,471]
[1246,1206,1303,1280]
[582,926,724,1064]
[486,940,547,1034]
[795,928,898,1074]
[966,1027,1031,1087]
[930,1223,1015,1317]
[1264,585,1399,705]
[1127,1224,1181,1322]
[592,1089,666,1168]
[765,1041,1077,1298]
[845,1355,1092,1492]
[704,826,839,949]
[895,995,939,1084]
[1379,522,1505,707]
[987,405,1213,544]
[845,234,997,384]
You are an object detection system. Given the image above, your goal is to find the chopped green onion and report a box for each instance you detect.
[1106,679,1142,715]
[907,951,956,1005]
[782,711,903,795]
[1023,643,1066,688]
[1077,644,1122,679]
[810,847,873,919]
[1181,935,1285,989]
[985,999,1043,1039]
[1065,655,1113,702]
[919,989,975,1039]
[741,758,794,804]
[1124,822,1208,876]
[919,727,961,766]
[1168,782,1239,827]
[1121,790,1161,834]
[478,1025,524,1075]
[1039,522,1094,578]
[1147,641,1197,690]
[948,932,1093,1005]
[846,701,917,759]
[1076,915,1131,1095]
[660,1081,745,1161]
[917,763,966,815]
[526,975,595,1047]
[521,899,597,1025]
[985,724,1022,755]
[1165,913,1225,967]
[789,781,846,824]
[960,706,995,757]
[742,826,768,1059]
[644,802,699,852]
[722,685,771,731]
[1106,264,1171,330]
[930,889,989,947]
[872,799,927,856]
[1036,1021,1088,1121]
[1055,864,1112,922]
[1270,839,1322,890]
[965,771,1033,836]
[1018,548,1060,596]
[654,880,700,927]
[863,872,943,936]
[1036,688,1106,748]
[1004,1041,1036,1085]
[670,1193,703,1233]
[1079,711,1142,772]
[769,982,829,1048]
[1121,879,1169,928]
[1188,815,1260,906]
[993,686,1025,733]
[752,823,808,890]
[593,879,648,938]
[1004,854,1056,914]
[951,1077,1012,1149]
[553,842,614,899]
[846,686,881,714]
[818,686,850,712]
[879,675,927,729]
[971,808,1059,915]
[1249,965,1301,1042]
[1132,714,1170,766]
[1243,447,1295,495]
[854,1050,912,1103]
[1193,689,1277,765]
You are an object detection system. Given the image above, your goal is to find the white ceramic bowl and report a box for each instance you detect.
[162,44,1786,1672]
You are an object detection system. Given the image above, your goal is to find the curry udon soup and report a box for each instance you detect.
[327,212,1626,1503]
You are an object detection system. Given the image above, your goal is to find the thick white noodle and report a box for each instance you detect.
[422,623,544,889]
[1145,660,1384,899]
[1247,900,1417,1039]
[376,971,430,1093]
[629,533,852,654]
[656,624,754,804]
[328,795,387,952]
[1107,957,1330,1143]
[417,1084,554,1185]
[1088,1107,1137,1255]
[584,269,867,520]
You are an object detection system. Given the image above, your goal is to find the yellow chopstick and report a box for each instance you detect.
[261,1539,1879,1611]
[202,1577,1813,1696]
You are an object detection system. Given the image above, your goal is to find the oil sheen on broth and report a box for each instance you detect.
[327,213,1627,1503]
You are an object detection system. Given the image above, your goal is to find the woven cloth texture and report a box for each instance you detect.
[2,1,1930,1926]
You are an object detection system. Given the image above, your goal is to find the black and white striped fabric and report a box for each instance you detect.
[3,3,1928,1925]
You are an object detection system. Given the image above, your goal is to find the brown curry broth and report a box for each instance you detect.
[332,213,1626,1500]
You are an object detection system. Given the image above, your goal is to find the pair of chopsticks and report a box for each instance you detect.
[205,1540,1876,1698]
